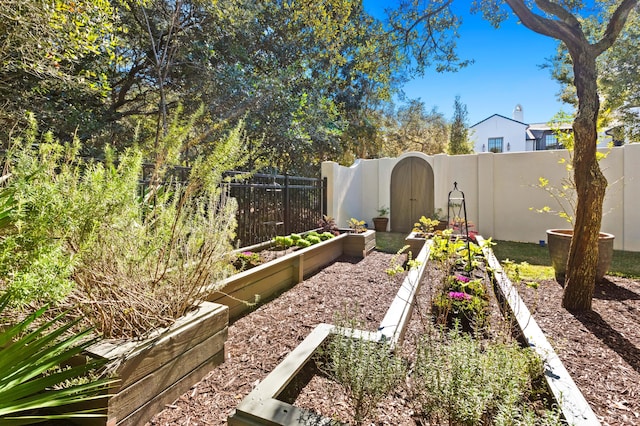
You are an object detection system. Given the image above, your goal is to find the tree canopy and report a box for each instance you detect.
[0,0,472,174]
[448,95,472,155]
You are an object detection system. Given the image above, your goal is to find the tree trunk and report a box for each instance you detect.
[561,49,607,311]
[501,0,637,311]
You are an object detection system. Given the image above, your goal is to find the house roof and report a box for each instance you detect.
[527,122,573,131]
[470,114,527,128]
[472,113,573,141]
[526,129,536,140]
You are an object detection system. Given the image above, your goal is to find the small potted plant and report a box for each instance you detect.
[372,206,389,232]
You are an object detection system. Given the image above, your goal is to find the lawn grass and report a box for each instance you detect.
[493,240,640,279]
[375,233,640,278]
[491,240,551,266]
[375,232,408,254]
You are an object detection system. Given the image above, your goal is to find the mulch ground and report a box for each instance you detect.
[517,276,640,425]
[148,251,640,425]
[148,251,406,425]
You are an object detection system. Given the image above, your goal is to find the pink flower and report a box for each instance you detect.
[448,291,472,301]
[455,275,470,283]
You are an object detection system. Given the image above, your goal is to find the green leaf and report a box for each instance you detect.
[0,293,117,422]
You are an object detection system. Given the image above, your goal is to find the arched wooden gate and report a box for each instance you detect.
[390,157,434,233]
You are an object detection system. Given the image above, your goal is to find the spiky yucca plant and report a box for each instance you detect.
[0,293,116,424]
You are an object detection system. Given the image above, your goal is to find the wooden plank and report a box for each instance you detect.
[378,240,431,346]
[391,158,414,232]
[209,235,346,313]
[293,255,303,284]
[404,232,425,258]
[230,324,377,426]
[214,256,296,295]
[478,236,601,426]
[343,231,376,258]
[229,396,340,426]
[302,243,343,276]
[209,267,295,320]
[88,302,228,390]
[118,349,225,426]
[108,327,227,422]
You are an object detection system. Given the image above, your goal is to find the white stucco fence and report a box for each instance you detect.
[321,143,640,251]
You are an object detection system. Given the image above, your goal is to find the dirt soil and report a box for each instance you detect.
[148,251,640,425]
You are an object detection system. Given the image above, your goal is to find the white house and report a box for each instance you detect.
[470,104,573,153]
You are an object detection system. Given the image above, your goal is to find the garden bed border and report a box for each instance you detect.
[208,231,375,321]
[229,236,599,425]
[228,241,433,424]
[77,301,228,426]
[378,239,432,345]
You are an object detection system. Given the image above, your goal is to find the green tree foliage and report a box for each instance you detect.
[382,99,449,156]
[0,0,118,139]
[546,5,640,143]
[448,95,472,155]
[1,0,473,174]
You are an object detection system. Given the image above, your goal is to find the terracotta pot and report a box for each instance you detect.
[372,217,388,232]
[546,229,614,284]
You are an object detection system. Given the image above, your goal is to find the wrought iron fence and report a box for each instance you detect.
[225,171,326,247]
[137,166,325,247]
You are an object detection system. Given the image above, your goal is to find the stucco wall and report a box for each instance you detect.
[321,144,640,251]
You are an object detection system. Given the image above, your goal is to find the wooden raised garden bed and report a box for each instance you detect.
[477,236,600,425]
[77,302,228,426]
[208,231,375,321]
[228,236,598,425]
[72,230,375,425]
[404,231,426,257]
[228,242,433,424]
[342,229,376,258]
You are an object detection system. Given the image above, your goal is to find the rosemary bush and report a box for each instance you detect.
[320,326,406,425]
[410,328,562,425]
[1,113,250,338]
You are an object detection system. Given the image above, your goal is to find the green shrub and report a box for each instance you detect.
[274,235,294,249]
[320,328,406,425]
[320,232,335,241]
[232,251,262,271]
[412,215,440,237]
[411,328,561,425]
[1,112,250,338]
[296,239,311,248]
[347,218,366,233]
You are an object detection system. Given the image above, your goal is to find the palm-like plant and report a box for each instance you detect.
[0,293,116,424]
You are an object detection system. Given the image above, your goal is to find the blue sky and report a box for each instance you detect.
[364,2,571,125]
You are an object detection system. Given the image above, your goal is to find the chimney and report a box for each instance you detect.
[513,104,524,122]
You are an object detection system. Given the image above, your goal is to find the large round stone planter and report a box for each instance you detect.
[546,229,615,284]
